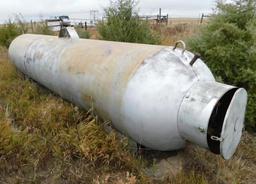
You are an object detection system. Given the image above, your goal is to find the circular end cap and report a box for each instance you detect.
[220,88,247,160]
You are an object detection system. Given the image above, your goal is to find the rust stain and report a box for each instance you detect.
[83,94,93,105]
[10,35,166,124]
[57,39,165,124]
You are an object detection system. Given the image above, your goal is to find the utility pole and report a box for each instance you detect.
[200,13,204,24]
[90,10,99,22]
[200,13,210,24]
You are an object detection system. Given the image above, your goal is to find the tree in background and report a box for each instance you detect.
[188,0,256,131]
[97,0,160,44]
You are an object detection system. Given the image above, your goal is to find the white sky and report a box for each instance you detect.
[0,0,216,22]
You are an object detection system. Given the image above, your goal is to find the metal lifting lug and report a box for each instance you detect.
[173,40,186,55]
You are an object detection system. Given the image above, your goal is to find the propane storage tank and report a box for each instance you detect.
[8,30,247,160]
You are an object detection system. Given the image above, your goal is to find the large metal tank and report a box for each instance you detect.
[8,32,247,160]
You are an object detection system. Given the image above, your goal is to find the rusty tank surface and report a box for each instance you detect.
[8,30,247,160]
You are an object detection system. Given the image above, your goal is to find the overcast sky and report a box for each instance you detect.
[0,0,216,22]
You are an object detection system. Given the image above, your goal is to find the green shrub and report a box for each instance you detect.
[97,0,160,44]
[0,21,22,48]
[0,60,144,183]
[0,14,30,48]
[188,0,256,131]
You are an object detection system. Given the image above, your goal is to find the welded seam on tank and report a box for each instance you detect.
[126,47,167,82]
[172,48,201,137]
[118,47,167,137]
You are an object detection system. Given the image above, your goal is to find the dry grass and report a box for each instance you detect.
[0,46,7,61]
[169,18,202,25]
[0,48,145,183]
[152,18,201,46]
[87,27,101,40]
[180,132,256,184]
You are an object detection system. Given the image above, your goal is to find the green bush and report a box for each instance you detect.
[97,0,160,44]
[0,14,30,48]
[0,21,22,48]
[188,0,256,131]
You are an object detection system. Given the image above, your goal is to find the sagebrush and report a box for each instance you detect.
[0,21,23,48]
[97,0,160,44]
[0,17,54,48]
[188,0,256,131]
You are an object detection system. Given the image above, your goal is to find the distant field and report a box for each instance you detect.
[148,18,203,46]
[85,18,204,45]
[169,18,202,25]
